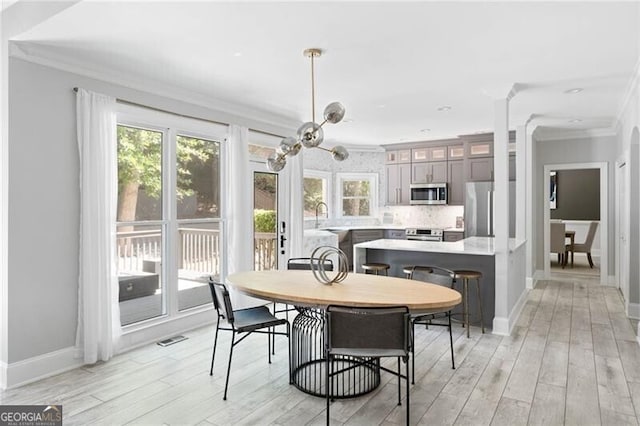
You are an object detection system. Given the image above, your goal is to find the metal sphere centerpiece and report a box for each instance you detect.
[266,48,349,172]
[310,246,349,285]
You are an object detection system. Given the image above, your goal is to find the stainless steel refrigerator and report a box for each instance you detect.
[464,181,516,238]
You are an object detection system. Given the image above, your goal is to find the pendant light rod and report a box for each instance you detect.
[304,48,322,125]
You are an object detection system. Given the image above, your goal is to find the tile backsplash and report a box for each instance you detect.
[384,205,465,229]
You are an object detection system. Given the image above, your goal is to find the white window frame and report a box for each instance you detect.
[303,169,332,220]
[335,172,378,219]
[116,103,227,342]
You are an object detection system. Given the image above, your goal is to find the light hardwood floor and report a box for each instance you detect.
[1,274,639,425]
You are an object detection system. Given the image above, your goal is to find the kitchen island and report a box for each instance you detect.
[353,237,513,329]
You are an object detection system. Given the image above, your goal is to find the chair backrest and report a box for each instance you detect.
[583,221,598,248]
[325,305,410,354]
[287,257,334,271]
[550,222,566,253]
[208,279,235,324]
[409,266,455,287]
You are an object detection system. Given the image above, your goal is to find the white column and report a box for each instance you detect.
[525,124,536,289]
[515,125,526,241]
[493,97,510,331]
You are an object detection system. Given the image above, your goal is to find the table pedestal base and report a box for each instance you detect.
[291,308,380,398]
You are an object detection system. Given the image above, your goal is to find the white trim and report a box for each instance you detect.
[628,302,640,320]
[526,276,535,290]
[335,172,379,219]
[534,128,617,142]
[3,347,83,389]
[543,162,608,286]
[492,287,529,336]
[616,57,640,127]
[606,275,617,287]
[0,360,5,390]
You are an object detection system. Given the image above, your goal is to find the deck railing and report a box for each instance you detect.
[116,228,277,274]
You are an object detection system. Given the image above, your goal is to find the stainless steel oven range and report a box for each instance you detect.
[405,228,444,241]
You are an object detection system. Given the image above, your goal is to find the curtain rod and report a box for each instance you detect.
[72,87,285,139]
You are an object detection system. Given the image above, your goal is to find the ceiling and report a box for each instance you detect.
[10,1,640,147]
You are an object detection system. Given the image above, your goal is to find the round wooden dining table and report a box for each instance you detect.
[227,270,462,398]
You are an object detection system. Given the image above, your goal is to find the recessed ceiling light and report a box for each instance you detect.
[420,128,431,133]
[564,88,583,94]
[343,118,354,123]
[377,104,386,108]
[437,106,452,112]
[569,118,582,123]
[233,52,242,57]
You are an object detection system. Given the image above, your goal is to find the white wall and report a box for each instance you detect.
[6,57,296,372]
[533,133,618,276]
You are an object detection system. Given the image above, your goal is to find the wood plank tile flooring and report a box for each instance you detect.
[1,275,639,425]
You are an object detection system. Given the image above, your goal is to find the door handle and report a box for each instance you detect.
[280,234,287,248]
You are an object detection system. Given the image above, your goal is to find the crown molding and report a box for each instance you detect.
[9,41,300,137]
[615,57,640,127]
[534,127,617,142]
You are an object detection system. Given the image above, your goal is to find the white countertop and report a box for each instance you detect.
[353,236,523,256]
[444,228,465,232]
[317,225,406,231]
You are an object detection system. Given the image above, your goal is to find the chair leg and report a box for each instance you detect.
[476,278,485,334]
[210,320,221,376]
[397,358,401,406]
[287,322,292,384]
[405,357,410,426]
[411,321,416,384]
[448,312,455,369]
[587,252,594,268]
[268,327,272,364]
[464,279,470,338]
[223,331,236,400]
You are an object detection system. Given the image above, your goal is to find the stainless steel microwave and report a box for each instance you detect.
[410,183,448,205]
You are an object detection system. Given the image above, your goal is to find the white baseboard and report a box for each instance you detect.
[628,302,640,320]
[533,270,545,287]
[604,275,617,287]
[4,346,83,389]
[526,277,535,290]
[493,288,529,336]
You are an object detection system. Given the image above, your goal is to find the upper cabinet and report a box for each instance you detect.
[412,161,447,184]
[448,145,465,160]
[412,146,448,162]
[386,149,411,164]
[466,141,493,158]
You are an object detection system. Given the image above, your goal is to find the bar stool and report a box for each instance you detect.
[404,265,433,279]
[452,270,485,338]
[362,262,390,275]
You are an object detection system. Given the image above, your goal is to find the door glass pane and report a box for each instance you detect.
[254,172,277,271]
[116,224,163,326]
[176,135,220,219]
[178,221,221,311]
[117,125,163,221]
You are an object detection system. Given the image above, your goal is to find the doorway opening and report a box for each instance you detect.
[543,162,608,285]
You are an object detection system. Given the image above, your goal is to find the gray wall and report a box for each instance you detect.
[550,169,600,220]
[534,133,617,274]
[7,57,294,363]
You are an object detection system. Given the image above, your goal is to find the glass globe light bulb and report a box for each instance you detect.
[279,137,300,156]
[297,122,324,148]
[324,102,346,124]
[332,145,349,162]
[266,153,286,172]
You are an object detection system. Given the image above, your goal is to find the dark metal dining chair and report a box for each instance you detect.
[408,266,456,384]
[208,279,291,400]
[325,305,411,426]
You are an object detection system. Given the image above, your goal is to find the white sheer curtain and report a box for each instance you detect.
[226,124,263,308]
[75,88,121,363]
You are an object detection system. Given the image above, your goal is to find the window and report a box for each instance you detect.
[336,173,378,218]
[304,170,331,219]
[117,106,225,327]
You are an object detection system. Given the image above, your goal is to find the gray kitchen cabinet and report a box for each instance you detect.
[338,231,353,270]
[385,163,411,205]
[412,146,448,162]
[467,157,494,182]
[509,154,516,181]
[448,160,464,205]
[386,149,411,164]
[466,140,493,158]
[384,229,406,240]
[443,231,464,242]
[412,161,447,184]
[352,229,384,244]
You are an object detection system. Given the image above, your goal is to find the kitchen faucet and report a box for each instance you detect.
[315,201,328,228]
